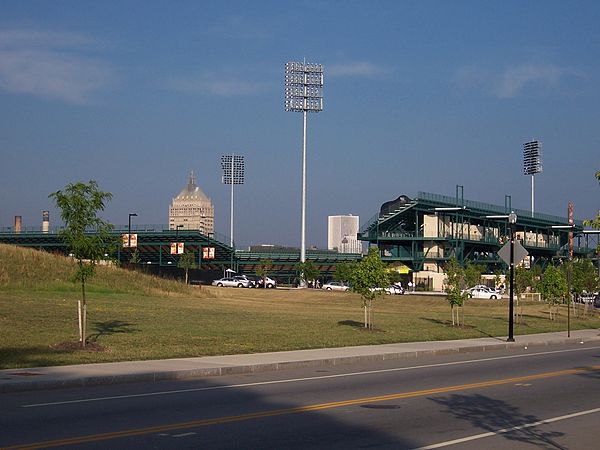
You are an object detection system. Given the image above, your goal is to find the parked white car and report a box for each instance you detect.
[255,276,277,289]
[385,284,405,295]
[463,286,501,299]
[211,276,252,288]
[322,281,350,292]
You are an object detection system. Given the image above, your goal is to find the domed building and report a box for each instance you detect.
[168,172,214,235]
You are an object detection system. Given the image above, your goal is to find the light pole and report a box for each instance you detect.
[128,213,137,248]
[523,140,542,217]
[176,224,183,239]
[507,211,517,342]
[285,61,323,264]
[221,154,245,248]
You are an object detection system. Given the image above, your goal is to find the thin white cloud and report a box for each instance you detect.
[0,29,116,104]
[167,75,268,97]
[455,62,578,99]
[495,64,567,98]
[327,61,388,78]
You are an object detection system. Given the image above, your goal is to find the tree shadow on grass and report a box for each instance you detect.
[431,394,566,449]
[419,317,476,330]
[337,320,387,333]
[420,317,453,327]
[88,320,139,342]
[420,317,505,340]
[337,320,364,328]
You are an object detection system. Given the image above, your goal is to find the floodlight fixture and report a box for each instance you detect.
[221,154,245,248]
[285,62,324,113]
[285,60,324,266]
[523,140,542,217]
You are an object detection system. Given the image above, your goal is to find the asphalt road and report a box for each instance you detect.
[2,342,600,449]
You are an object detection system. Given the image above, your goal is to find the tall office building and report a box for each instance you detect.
[169,172,214,235]
[328,215,361,254]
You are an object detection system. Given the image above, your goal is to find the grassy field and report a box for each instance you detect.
[1,244,599,369]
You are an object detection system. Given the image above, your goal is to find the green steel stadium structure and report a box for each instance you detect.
[358,191,599,290]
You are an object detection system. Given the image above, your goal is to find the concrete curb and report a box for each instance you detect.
[3,333,600,393]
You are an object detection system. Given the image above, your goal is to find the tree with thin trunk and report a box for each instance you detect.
[568,258,598,315]
[256,259,274,288]
[444,257,468,326]
[178,251,197,284]
[538,265,568,320]
[49,181,114,348]
[464,261,484,289]
[346,248,389,330]
[333,261,356,285]
[297,260,319,288]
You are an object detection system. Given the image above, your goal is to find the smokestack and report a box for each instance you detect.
[14,216,22,233]
[42,210,49,233]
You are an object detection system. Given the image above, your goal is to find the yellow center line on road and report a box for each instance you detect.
[4,365,600,450]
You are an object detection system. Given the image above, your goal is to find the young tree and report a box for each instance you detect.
[255,259,274,287]
[49,181,114,348]
[346,248,389,330]
[513,266,534,323]
[464,262,484,289]
[297,260,319,287]
[333,261,356,285]
[571,258,598,295]
[444,257,468,326]
[570,258,599,315]
[538,265,568,320]
[178,251,197,284]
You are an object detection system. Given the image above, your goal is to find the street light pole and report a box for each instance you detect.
[508,211,517,342]
[128,213,137,248]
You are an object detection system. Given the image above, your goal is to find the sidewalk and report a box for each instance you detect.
[2,329,599,393]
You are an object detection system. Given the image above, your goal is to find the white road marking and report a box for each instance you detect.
[412,407,600,449]
[172,432,196,438]
[21,345,600,408]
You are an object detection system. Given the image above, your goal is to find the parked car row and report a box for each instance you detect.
[211,275,277,289]
[321,282,406,295]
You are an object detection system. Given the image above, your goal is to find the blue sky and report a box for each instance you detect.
[1,0,599,249]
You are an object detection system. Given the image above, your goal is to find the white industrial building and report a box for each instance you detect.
[328,215,362,254]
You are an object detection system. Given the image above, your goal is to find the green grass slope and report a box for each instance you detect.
[0,243,211,297]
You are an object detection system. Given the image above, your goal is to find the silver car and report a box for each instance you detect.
[322,281,350,292]
[211,276,252,288]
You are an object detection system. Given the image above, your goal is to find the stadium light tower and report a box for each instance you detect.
[523,140,542,217]
[285,60,324,263]
[221,154,245,248]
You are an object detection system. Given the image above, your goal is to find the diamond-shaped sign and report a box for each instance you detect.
[498,240,529,266]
